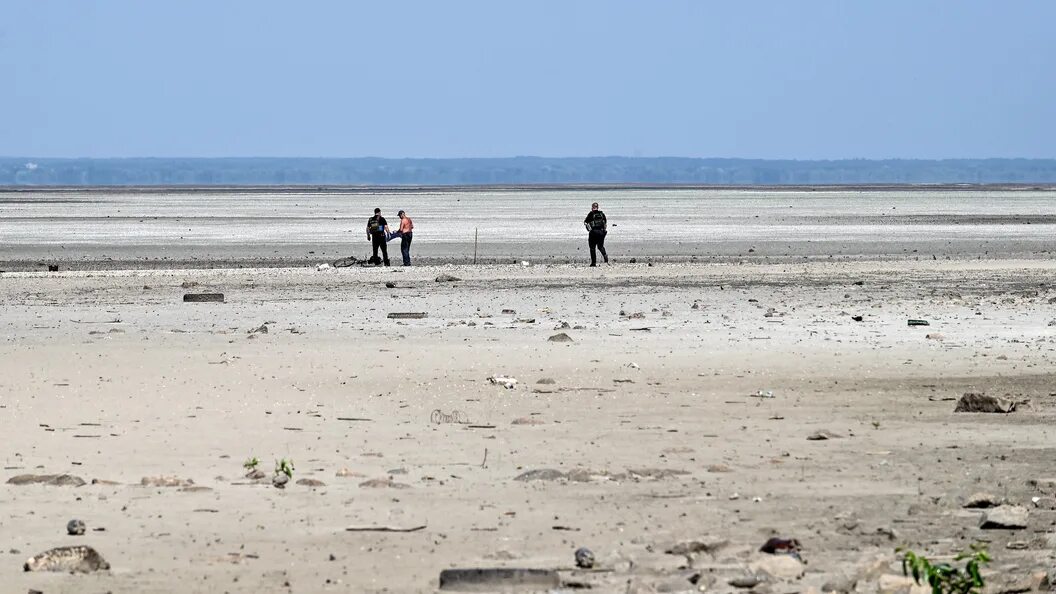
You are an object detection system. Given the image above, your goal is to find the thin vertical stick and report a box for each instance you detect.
[473,228,478,264]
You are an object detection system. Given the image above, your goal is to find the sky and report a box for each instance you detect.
[1,1,1054,159]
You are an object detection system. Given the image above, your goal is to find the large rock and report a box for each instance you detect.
[980,505,1029,529]
[954,392,1016,413]
[749,554,805,580]
[24,546,110,572]
[963,492,1002,508]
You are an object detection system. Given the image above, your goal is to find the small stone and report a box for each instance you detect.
[244,468,267,480]
[66,519,86,536]
[963,492,1001,508]
[296,478,326,487]
[514,469,565,482]
[435,274,461,282]
[980,505,1029,529]
[729,575,761,588]
[536,378,556,384]
[335,468,363,478]
[749,554,805,579]
[707,464,732,473]
[358,477,409,489]
[548,332,574,343]
[272,473,289,489]
[574,547,595,569]
[7,474,86,487]
[806,429,842,440]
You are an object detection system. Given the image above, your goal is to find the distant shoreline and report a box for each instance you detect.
[2,183,1055,194]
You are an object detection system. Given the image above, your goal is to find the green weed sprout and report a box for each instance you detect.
[898,544,990,594]
[275,458,295,479]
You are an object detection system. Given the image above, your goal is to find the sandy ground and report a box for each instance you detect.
[2,260,1056,593]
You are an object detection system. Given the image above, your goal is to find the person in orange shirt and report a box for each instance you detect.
[397,210,414,266]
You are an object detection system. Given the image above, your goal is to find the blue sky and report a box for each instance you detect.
[1,1,1053,159]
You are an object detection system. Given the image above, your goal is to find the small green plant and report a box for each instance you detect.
[243,457,260,470]
[898,544,990,594]
[275,458,295,479]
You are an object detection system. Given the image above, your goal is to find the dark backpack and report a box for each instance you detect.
[368,216,383,234]
[590,211,607,230]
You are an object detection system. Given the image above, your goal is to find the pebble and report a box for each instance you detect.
[66,519,86,536]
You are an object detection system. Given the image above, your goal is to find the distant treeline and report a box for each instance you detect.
[2,157,1056,186]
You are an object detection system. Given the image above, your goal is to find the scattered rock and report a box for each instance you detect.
[435,274,461,282]
[574,547,595,569]
[335,468,364,478]
[183,292,224,303]
[536,378,556,384]
[140,476,194,487]
[244,468,267,480]
[955,392,1016,413]
[296,478,326,487]
[24,546,110,572]
[1028,477,1056,491]
[272,474,289,489]
[180,280,198,288]
[548,332,574,342]
[514,469,565,482]
[806,429,843,440]
[7,474,86,487]
[963,492,1002,509]
[749,554,805,579]
[385,281,396,288]
[91,478,120,486]
[707,464,732,473]
[980,505,1029,529]
[66,519,86,536]
[1031,496,1056,510]
[249,323,268,334]
[925,332,945,340]
[729,575,762,588]
[358,477,409,489]
[759,537,801,556]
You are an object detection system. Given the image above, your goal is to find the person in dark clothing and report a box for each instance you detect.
[583,202,609,266]
[366,208,390,266]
